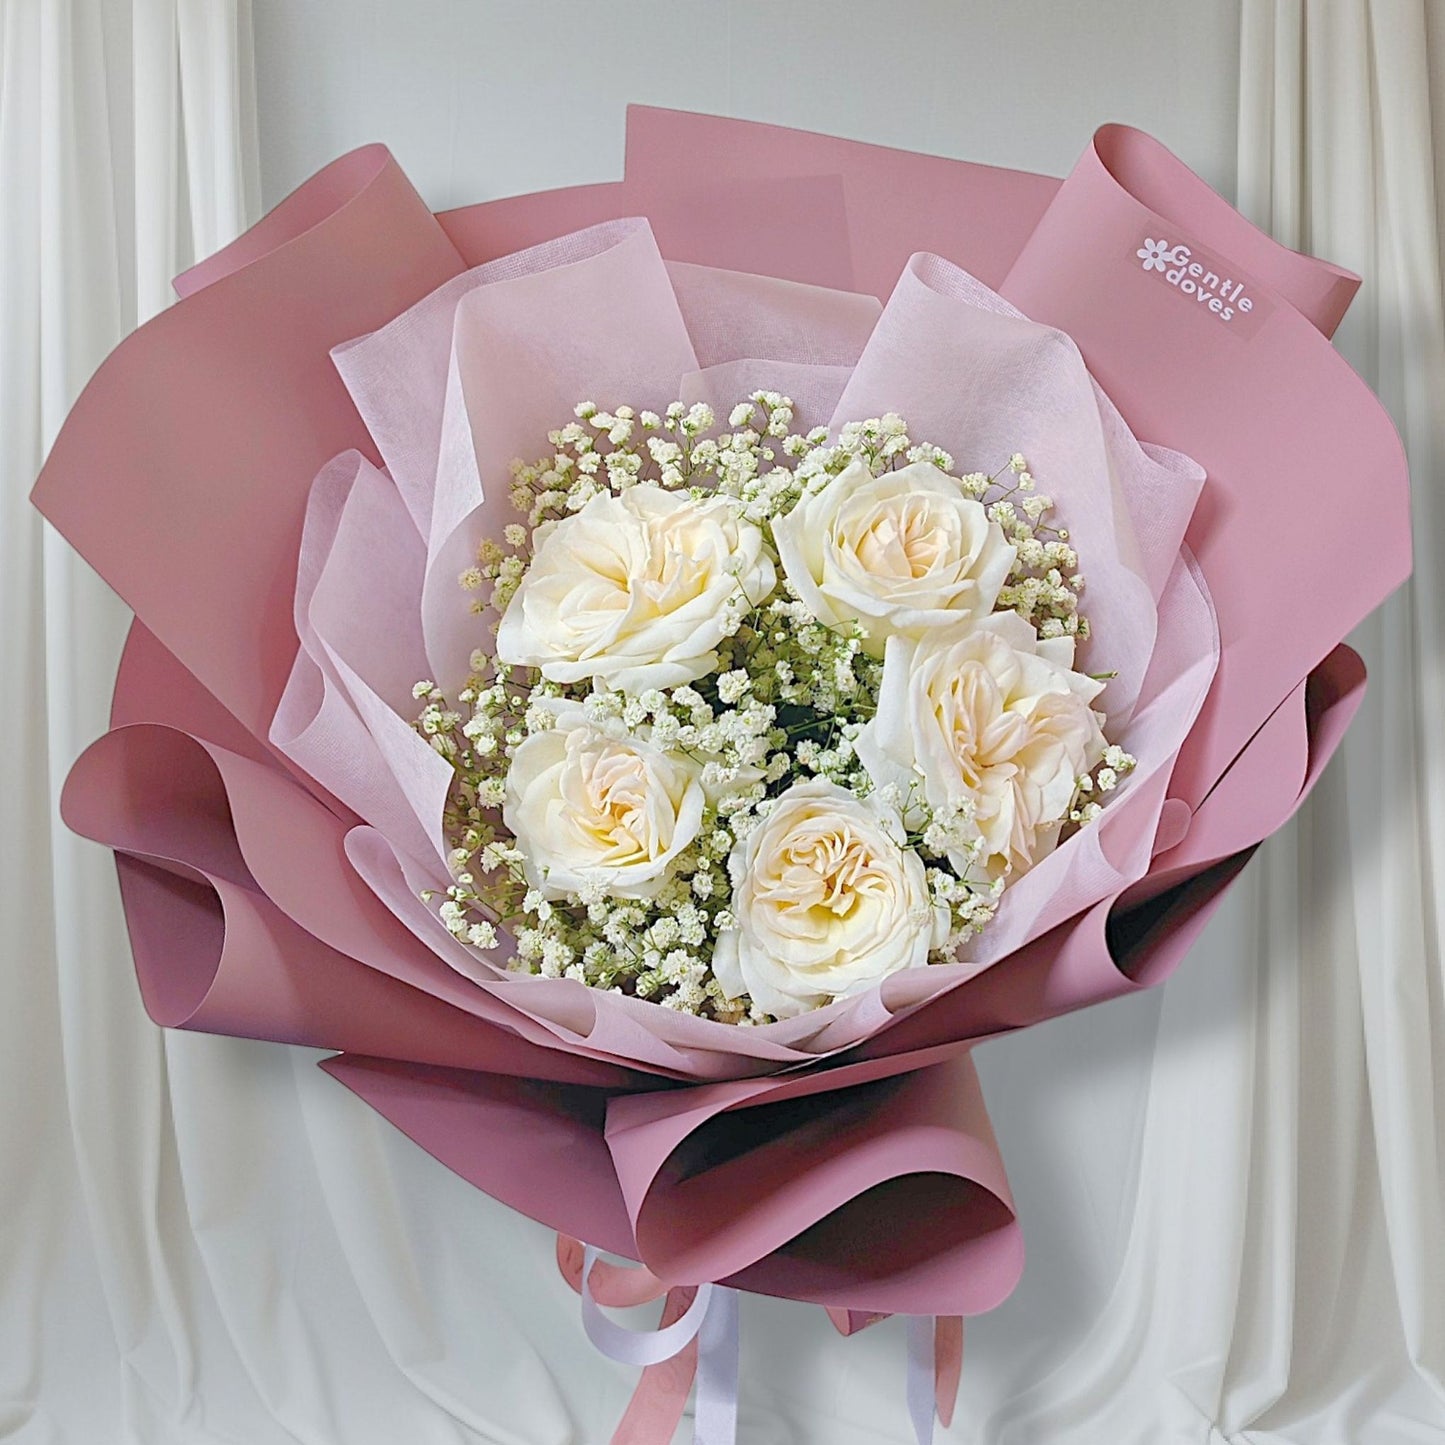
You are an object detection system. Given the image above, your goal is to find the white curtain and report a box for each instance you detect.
[5,3,1444,1443]
[1234,0,1445,1422]
[1,1,261,1440]
[984,5,1445,1442]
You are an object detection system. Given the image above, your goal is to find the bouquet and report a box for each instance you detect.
[34,111,1409,1441]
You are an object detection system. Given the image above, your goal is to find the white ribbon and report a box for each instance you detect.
[580,1245,740,1443]
[906,1315,937,1445]
[694,1282,739,1445]
[578,1245,941,1444]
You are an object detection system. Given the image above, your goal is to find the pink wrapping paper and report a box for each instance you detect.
[34,110,1408,1316]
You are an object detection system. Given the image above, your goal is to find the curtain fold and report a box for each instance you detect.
[1,2,258,1439]
[989,5,1445,1440]
[1237,0,1445,1412]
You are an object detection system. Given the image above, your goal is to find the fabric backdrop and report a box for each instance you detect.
[4,2,1442,1441]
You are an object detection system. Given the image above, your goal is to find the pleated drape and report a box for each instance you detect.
[1,3,259,1439]
[986,6,1445,1441]
[1234,0,1445,1419]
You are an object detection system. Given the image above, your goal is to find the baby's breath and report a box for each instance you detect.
[409,396,1127,1021]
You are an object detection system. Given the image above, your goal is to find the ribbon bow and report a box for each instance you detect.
[557,1236,962,1444]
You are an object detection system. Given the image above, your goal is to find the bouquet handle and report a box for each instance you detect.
[558,1235,961,1444]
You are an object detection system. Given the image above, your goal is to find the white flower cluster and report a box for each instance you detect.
[415,395,1135,1022]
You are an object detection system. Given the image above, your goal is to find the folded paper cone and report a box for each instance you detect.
[33,109,1409,1314]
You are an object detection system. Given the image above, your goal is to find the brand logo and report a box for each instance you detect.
[1136,237,1257,325]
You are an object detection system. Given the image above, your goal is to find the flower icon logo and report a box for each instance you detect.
[1137,237,1174,272]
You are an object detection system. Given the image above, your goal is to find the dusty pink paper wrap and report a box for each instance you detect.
[35,111,1408,1318]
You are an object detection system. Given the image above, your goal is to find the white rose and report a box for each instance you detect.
[713,780,947,1019]
[855,612,1107,879]
[496,484,775,693]
[773,458,1015,656]
[503,706,704,899]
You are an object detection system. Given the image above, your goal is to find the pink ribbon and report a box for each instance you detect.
[557,1235,735,1444]
[557,1235,961,1444]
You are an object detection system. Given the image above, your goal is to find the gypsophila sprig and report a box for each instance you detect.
[412,397,1133,1021]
